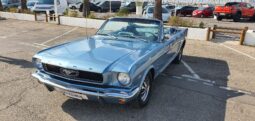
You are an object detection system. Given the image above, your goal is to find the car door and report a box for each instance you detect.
[241,3,249,17]
[204,7,211,16]
[246,3,255,17]
[102,1,109,11]
[152,33,175,73]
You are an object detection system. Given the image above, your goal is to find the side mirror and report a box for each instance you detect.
[164,34,170,40]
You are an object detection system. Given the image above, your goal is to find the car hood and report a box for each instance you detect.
[35,35,154,73]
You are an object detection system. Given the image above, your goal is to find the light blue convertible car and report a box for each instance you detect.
[32,17,187,107]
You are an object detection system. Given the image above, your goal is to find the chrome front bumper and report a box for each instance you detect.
[32,71,140,103]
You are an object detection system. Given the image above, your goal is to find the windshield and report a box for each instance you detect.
[97,18,160,42]
[225,2,239,6]
[27,1,36,6]
[148,7,168,13]
[165,6,175,10]
[37,0,53,4]
[1,0,8,4]
[197,7,205,10]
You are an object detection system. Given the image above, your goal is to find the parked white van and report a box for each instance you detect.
[31,0,68,14]
[1,0,20,9]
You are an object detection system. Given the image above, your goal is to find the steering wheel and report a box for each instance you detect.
[145,32,157,40]
[117,32,135,37]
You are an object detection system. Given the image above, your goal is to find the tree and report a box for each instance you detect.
[83,0,90,17]
[0,0,3,11]
[21,0,28,11]
[153,0,162,20]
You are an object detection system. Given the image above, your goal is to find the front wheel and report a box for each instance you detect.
[71,6,76,9]
[233,13,241,22]
[216,15,222,21]
[97,8,102,12]
[173,47,184,64]
[250,15,255,21]
[134,73,152,108]
[201,14,204,18]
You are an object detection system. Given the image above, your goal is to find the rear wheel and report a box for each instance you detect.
[216,15,222,21]
[97,8,102,12]
[173,46,184,64]
[134,73,152,108]
[233,12,241,22]
[71,6,76,9]
[250,14,255,21]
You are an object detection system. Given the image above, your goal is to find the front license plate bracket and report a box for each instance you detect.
[64,91,88,100]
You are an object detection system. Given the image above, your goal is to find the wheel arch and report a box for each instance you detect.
[182,39,186,49]
[138,66,155,88]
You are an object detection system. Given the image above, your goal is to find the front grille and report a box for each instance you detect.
[42,63,103,83]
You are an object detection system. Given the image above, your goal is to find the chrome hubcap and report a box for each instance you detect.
[140,80,150,101]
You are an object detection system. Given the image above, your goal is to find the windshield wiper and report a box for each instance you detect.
[119,35,148,42]
[97,33,117,39]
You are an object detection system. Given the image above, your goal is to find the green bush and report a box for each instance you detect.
[116,8,130,16]
[68,10,78,17]
[103,14,114,19]
[7,7,18,13]
[88,12,96,19]
[168,16,194,27]
[199,21,205,28]
[63,9,68,16]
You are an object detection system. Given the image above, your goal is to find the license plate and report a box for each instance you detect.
[220,13,225,15]
[64,91,88,100]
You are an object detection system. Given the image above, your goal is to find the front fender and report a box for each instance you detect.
[138,65,154,87]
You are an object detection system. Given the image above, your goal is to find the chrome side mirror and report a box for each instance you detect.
[164,34,171,40]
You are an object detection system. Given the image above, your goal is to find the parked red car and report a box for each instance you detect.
[192,7,214,17]
[214,2,255,22]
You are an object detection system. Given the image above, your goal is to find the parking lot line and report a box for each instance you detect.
[220,44,255,60]
[40,27,79,45]
[0,36,7,39]
[181,60,200,79]
[163,74,255,97]
[18,42,45,49]
[34,43,50,47]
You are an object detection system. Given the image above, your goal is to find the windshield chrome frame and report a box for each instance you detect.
[96,18,163,43]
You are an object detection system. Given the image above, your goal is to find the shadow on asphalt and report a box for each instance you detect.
[0,56,33,68]
[61,55,244,121]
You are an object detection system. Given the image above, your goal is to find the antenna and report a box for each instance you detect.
[85,4,88,40]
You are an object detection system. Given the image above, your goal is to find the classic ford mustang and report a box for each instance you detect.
[32,17,187,107]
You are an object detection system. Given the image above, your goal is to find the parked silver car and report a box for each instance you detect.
[143,6,171,22]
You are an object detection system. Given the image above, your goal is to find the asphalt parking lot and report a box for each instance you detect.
[0,19,255,121]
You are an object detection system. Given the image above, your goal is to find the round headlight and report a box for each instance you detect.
[117,73,131,86]
[33,58,42,69]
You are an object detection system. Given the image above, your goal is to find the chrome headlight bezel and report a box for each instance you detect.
[117,72,131,86]
[32,58,43,69]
